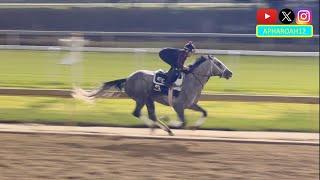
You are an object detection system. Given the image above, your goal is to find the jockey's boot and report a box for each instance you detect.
[165,68,180,88]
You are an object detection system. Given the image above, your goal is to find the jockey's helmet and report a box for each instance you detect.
[184,41,196,53]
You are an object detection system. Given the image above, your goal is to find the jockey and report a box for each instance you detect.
[159,41,196,88]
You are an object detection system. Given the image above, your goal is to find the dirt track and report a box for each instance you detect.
[0,133,318,180]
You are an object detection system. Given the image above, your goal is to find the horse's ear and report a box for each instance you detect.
[208,54,214,60]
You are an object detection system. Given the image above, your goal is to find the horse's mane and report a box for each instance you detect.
[188,55,208,72]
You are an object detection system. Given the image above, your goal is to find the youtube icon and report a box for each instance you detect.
[257,8,278,24]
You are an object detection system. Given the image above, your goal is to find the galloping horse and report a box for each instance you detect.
[73,55,233,135]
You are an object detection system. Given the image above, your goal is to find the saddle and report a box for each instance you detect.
[152,69,184,97]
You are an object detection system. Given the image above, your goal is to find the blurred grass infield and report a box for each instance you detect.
[0,96,318,132]
[0,50,318,96]
[0,50,318,132]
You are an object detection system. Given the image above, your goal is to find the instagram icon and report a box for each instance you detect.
[296,9,312,24]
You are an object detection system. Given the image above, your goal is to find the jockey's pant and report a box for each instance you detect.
[165,68,180,87]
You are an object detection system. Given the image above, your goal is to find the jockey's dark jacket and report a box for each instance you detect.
[159,48,188,70]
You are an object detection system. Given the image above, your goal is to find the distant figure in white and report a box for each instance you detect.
[60,33,86,65]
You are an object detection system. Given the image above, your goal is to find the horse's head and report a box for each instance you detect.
[190,55,233,79]
[206,55,233,79]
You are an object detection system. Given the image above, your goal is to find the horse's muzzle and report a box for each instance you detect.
[223,69,233,79]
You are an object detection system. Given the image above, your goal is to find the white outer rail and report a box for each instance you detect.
[0,45,318,57]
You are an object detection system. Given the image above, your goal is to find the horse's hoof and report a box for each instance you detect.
[168,130,174,136]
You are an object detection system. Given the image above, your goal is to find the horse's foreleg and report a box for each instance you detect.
[146,99,157,122]
[188,103,207,129]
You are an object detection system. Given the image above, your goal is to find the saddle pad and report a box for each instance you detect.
[153,70,167,85]
[153,70,184,88]
[152,70,183,97]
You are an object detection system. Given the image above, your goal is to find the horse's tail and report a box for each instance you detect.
[72,78,126,102]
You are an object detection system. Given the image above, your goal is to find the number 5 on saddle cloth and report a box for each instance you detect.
[152,69,184,97]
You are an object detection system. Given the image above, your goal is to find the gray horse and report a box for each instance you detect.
[72,55,232,135]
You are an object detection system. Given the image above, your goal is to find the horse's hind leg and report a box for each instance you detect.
[132,100,145,118]
[133,99,156,128]
[145,99,157,122]
[188,103,207,129]
[146,99,174,136]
